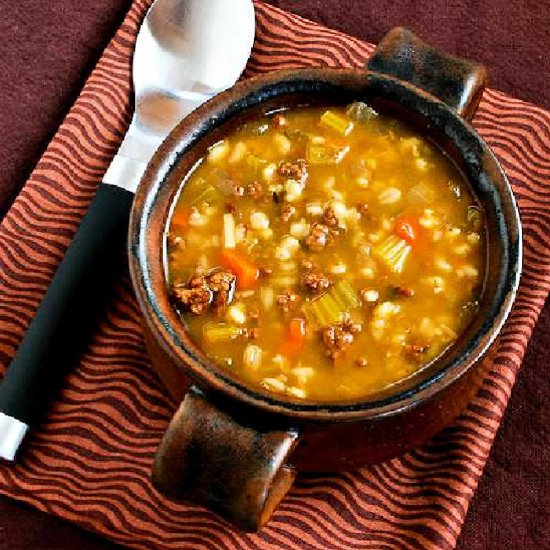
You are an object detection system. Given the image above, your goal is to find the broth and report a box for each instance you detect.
[166,103,485,401]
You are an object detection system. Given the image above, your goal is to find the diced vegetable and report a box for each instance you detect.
[223,213,236,249]
[191,185,222,207]
[203,323,242,343]
[286,318,306,356]
[346,101,378,122]
[303,280,361,327]
[407,182,436,204]
[467,205,484,231]
[219,249,259,290]
[395,216,420,245]
[319,109,354,136]
[243,344,263,370]
[306,142,350,164]
[170,206,191,230]
[378,187,402,205]
[373,235,411,273]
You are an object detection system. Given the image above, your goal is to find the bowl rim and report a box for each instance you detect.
[129,67,522,422]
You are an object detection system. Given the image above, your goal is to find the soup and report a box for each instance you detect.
[165,103,485,401]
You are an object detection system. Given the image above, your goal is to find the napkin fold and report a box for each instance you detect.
[1,1,550,549]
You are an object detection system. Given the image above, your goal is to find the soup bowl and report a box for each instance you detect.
[128,28,522,531]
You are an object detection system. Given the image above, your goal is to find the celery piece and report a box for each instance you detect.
[373,235,411,273]
[407,181,436,204]
[203,323,242,343]
[467,205,484,231]
[303,280,360,327]
[306,142,350,165]
[319,109,354,136]
[332,280,362,310]
[346,101,378,122]
[191,185,222,206]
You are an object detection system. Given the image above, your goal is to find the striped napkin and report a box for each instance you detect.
[1,1,550,548]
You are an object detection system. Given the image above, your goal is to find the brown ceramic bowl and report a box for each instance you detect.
[128,28,522,531]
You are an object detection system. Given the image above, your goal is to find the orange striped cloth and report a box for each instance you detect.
[1,1,549,549]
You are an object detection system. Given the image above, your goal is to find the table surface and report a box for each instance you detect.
[1,1,549,549]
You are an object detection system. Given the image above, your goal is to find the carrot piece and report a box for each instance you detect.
[171,206,191,231]
[219,249,259,290]
[395,216,420,245]
[286,318,306,356]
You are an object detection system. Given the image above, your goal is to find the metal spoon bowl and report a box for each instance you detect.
[105,0,256,192]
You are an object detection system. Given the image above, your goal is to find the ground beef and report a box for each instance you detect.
[172,280,212,315]
[172,269,236,314]
[301,269,332,295]
[321,317,362,360]
[391,286,415,299]
[277,159,308,183]
[281,202,296,223]
[246,181,264,199]
[305,223,330,251]
[404,343,430,362]
[322,206,339,228]
[276,289,299,313]
[207,269,236,307]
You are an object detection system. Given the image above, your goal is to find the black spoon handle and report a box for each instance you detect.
[0,183,134,460]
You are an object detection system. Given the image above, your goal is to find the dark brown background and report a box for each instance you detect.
[0,1,548,548]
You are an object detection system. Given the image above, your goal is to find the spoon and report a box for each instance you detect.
[0,0,255,461]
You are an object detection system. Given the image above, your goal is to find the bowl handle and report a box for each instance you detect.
[152,386,299,531]
[367,27,488,120]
